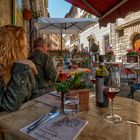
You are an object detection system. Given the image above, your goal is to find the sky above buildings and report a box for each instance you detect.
[48,0,71,18]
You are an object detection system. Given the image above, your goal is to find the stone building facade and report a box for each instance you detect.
[0,0,13,26]
[31,0,48,17]
[64,5,111,55]
[64,6,82,51]
[49,34,65,50]
[65,6,140,61]
[111,11,140,61]
[0,0,49,49]
[0,0,31,45]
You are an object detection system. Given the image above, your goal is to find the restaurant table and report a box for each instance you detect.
[0,95,140,140]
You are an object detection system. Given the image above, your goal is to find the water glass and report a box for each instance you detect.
[64,92,80,127]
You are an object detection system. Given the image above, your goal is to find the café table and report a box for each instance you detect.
[0,95,140,140]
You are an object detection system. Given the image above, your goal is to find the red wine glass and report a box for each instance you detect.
[103,87,122,123]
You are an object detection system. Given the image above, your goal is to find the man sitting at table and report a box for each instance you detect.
[29,37,61,95]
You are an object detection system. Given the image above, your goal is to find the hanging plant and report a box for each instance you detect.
[23,8,32,20]
[126,49,138,55]
[32,10,41,19]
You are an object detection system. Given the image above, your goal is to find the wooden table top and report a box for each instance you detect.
[0,95,140,140]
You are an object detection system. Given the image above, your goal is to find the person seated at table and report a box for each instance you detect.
[29,37,62,95]
[0,25,39,112]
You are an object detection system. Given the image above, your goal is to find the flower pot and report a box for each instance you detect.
[127,55,137,63]
[23,8,32,20]
[69,89,90,112]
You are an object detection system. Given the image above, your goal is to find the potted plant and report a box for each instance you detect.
[126,49,139,63]
[54,73,93,111]
[126,49,138,55]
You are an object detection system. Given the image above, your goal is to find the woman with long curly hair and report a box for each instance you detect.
[0,25,38,111]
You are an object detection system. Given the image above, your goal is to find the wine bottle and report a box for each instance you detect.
[95,55,109,107]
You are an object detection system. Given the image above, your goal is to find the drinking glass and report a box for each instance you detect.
[103,87,122,123]
[89,75,96,85]
[64,92,80,127]
[89,75,96,92]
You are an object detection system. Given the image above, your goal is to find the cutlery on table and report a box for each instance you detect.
[49,91,61,97]
[126,120,140,126]
[27,107,60,133]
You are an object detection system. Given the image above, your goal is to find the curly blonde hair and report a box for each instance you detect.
[0,25,28,86]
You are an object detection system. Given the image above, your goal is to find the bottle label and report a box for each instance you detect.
[96,78,104,103]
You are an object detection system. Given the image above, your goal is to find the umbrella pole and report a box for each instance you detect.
[60,29,63,56]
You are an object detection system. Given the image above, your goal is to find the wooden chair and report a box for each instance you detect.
[120,67,136,85]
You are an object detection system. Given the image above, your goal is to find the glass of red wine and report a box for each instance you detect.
[89,75,96,92]
[103,87,122,123]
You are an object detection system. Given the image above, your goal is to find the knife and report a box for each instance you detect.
[49,91,61,98]
[27,108,60,133]
[126,120,140,126]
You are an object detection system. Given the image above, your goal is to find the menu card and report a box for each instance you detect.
[35,93,61,107]
[20,114,88,140]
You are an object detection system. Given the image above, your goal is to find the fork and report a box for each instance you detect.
[27,107,58,133]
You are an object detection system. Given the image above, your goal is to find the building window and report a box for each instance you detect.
[118,29,124,37]
[104,35,110,52]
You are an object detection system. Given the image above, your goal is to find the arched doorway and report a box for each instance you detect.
[133,33,140,51]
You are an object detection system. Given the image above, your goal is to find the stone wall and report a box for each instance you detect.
[0,0,12,26]
[113,11,140,61]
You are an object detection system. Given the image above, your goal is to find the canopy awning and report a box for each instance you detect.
[34,17,97,34]
[65,0,140,27]
[34,17,97,50]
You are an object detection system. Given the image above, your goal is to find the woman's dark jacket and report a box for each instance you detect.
[0,63,39,112]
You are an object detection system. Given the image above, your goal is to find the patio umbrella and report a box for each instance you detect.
[65,0,140,27]
[34,17,97,50]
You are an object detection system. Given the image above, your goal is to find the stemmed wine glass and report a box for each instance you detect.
[89,75,96,85]
[63,91,80,127]
[103,87,122,123]
[89,75,96,92]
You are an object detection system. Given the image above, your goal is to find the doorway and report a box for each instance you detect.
[133,33,140,51]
